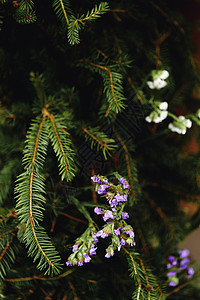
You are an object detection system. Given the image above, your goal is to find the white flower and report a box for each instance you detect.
[159,70,169,80]
[147,69,169,90]
[197,109,200,119]
[159,101,168,110]
[145,110,168,124]
[168,116,192,135]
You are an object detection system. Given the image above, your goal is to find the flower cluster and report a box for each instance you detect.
[166,249,195,287]
[66,174,135,267]
[66,225,98,266]
[147,69,169,90]
[92,175,136,258]
[168,116,192,135]
[145,101,168,123]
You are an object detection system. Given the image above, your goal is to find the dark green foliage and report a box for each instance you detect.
[0,0,200,299]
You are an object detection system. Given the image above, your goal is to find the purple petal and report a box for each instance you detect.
[72,244,79,252]
[179,249,190,258]
[121,212,129,219]
[180,258,190,270]
[187,267,194,278]
[94,207,103,215]
[168,256,175,263]
[167,271,177,277]
[169,281,177,287]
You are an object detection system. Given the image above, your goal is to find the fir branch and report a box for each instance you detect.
[52,0,72,26]
[67,2,109,45]
[0,223,18,280]
[44,110,76,181]
[82,126,117,159]
[22,116,49,171]
[15,170,62,275]
[79,59,126,114]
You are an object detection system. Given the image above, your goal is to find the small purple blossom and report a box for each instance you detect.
[94,207,103,215]
[119,178,130,189]
[66,261,72,266]
[91,176,101,183]
[187,267,194,278]
[121,212,129,219]
[180,258,190,270]
[96,230,108,239]
[120,238,126,245]
[89,244,97,256]
[83,254,91,263]
[168,256,176,263]
[77,261,83,266]
[105,253,111,258]
[72,244,79,252]
[167,271,177,277]
[103,210,115,222]
[169,281,177,287]
[114,192,127,205]
[179,249,190,258]
[92,233,99,242]
[98,184,110,195]
[124,229,135,238]
[114,227,121,236]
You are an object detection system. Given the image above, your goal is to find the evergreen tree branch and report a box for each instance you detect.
[52,0,72,26]
[68,2,109,45]
[82,126,117,159]
[43,108,76,181]
[79,59,126,114]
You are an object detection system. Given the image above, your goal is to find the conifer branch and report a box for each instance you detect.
[68,2,109,45]
[44,110,76,181]
[79,59,126,114]
[82,126,117,159]
[52,0,72,26]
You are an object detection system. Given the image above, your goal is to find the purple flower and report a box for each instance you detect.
[114,192,127,204]
[77,261,83,266]
[119,178,130,189]
[91,176,101,183]
[103,210,115,222]
[66,261,72,266]
[72,244,79,252]
[121,212,129,219]
[180,258,190,270]
[108,198,118,207]
[179,249,190,258]
[120,238,126,245]
[92,233,99,242]
[103,179,109,184]
[167,260,178,269]
[167,271,177,277]
[94,207,103,215]
[89,244,97,256]
[187,267,194,278]
[124,229,135,238]
[96,230,108,239]
[168,256,176,263]
[169,281,177,287]
[98,184,110,195]
[114,227,121,236]
[83,254,91,263]
[105,253,111,258]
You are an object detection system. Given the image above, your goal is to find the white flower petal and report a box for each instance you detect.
[154,78,167,89]
[145,116,152,123]
[159,102,168,110]
[186,119,192,128]
[178,116,185,120]
[147,81,155,89]
[160,70,169,80]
